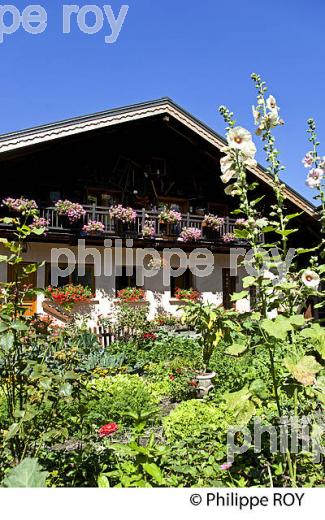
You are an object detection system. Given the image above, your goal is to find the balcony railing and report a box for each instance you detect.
[39,205,246,241]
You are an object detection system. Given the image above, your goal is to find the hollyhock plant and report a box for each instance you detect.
[98,423,118,438]
[235,218,248,227]
[83,220,105,234]
[109,205,136,223]
[179,227,202,242]
[158,207,182,224]
[55,200,86,223]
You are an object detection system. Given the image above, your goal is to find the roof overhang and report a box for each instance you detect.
[0,97,318,218]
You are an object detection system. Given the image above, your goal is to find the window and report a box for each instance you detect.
[45,263,95,291]
[115,266,142,295]
[222,268,237,309]
[171,269,193,297]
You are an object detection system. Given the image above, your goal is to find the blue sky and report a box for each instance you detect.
[0,0,324,203]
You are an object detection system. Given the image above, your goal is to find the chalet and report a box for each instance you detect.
[0,98,320,322]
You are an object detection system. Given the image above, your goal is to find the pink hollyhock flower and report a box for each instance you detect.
[302,152,314,168]
[306,168,323,188]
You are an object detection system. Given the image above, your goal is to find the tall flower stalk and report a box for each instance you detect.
[251,73,291,258]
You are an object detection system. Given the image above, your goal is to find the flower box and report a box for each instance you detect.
[159,223,180,239]
[114,219,138,238]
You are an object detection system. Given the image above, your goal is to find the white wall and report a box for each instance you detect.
[0,242,247,322]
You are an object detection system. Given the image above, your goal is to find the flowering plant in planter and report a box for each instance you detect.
[47,284,94,312]
[179,227,202,242]
[142,224,156,238]
[30,216,50,232]
[2,197,38,215]
[109,205,136,223]
[202,214,225,230]
[158,207,182,224]
[222,232,236,243]
[175,287,201,302]
[83,220,105,234]
[117,287,146,303]
[55,200,86,223]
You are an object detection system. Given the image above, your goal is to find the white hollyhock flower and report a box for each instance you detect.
[220,155,237,184]
[266,95,278,111]
[302,152,314,168]
[301,270,320,288]
[243,157,257,169]
[227,127,256,157]
[306,168,323,188]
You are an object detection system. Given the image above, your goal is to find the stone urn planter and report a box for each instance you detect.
[195,371,216,398]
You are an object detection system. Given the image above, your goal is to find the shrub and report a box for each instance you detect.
[88,375,158,425]
[163,400,230,442]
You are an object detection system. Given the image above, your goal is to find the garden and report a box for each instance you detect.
[0,74,324,488]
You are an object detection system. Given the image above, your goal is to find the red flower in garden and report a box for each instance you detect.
[189,380,198,387]
[98,423,118,438]
[169,374,175,381]
[142,333,157,341]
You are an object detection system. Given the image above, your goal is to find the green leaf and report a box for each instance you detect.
[59,382,73,397]
[2,458,48,488]
[285,212,302,221]
[225,342,248,356]
[142,463,164,485]
[0,255,8,263]
[0,321,10,333]
[230,291,249,302]
[23,264,38,274]
[11,320,28,332]
[261,316,293,340]
[97,475,110,488]
[275,229,298,237]
[289,315,305,327]
[284,356,322,386]
[0,332,14,352]
[4,422,20,441]
[243,276,256,288]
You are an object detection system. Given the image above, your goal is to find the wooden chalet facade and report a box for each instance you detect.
[0,98,320,321]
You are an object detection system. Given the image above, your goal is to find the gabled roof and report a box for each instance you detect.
[0,97,318,218]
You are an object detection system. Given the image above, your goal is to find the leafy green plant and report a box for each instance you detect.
[2,458,48,488]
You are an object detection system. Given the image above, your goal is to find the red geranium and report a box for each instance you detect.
[142,332,157,341]
[98,423,118,438]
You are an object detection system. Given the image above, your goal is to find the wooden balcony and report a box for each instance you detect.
[40,205,246,242]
